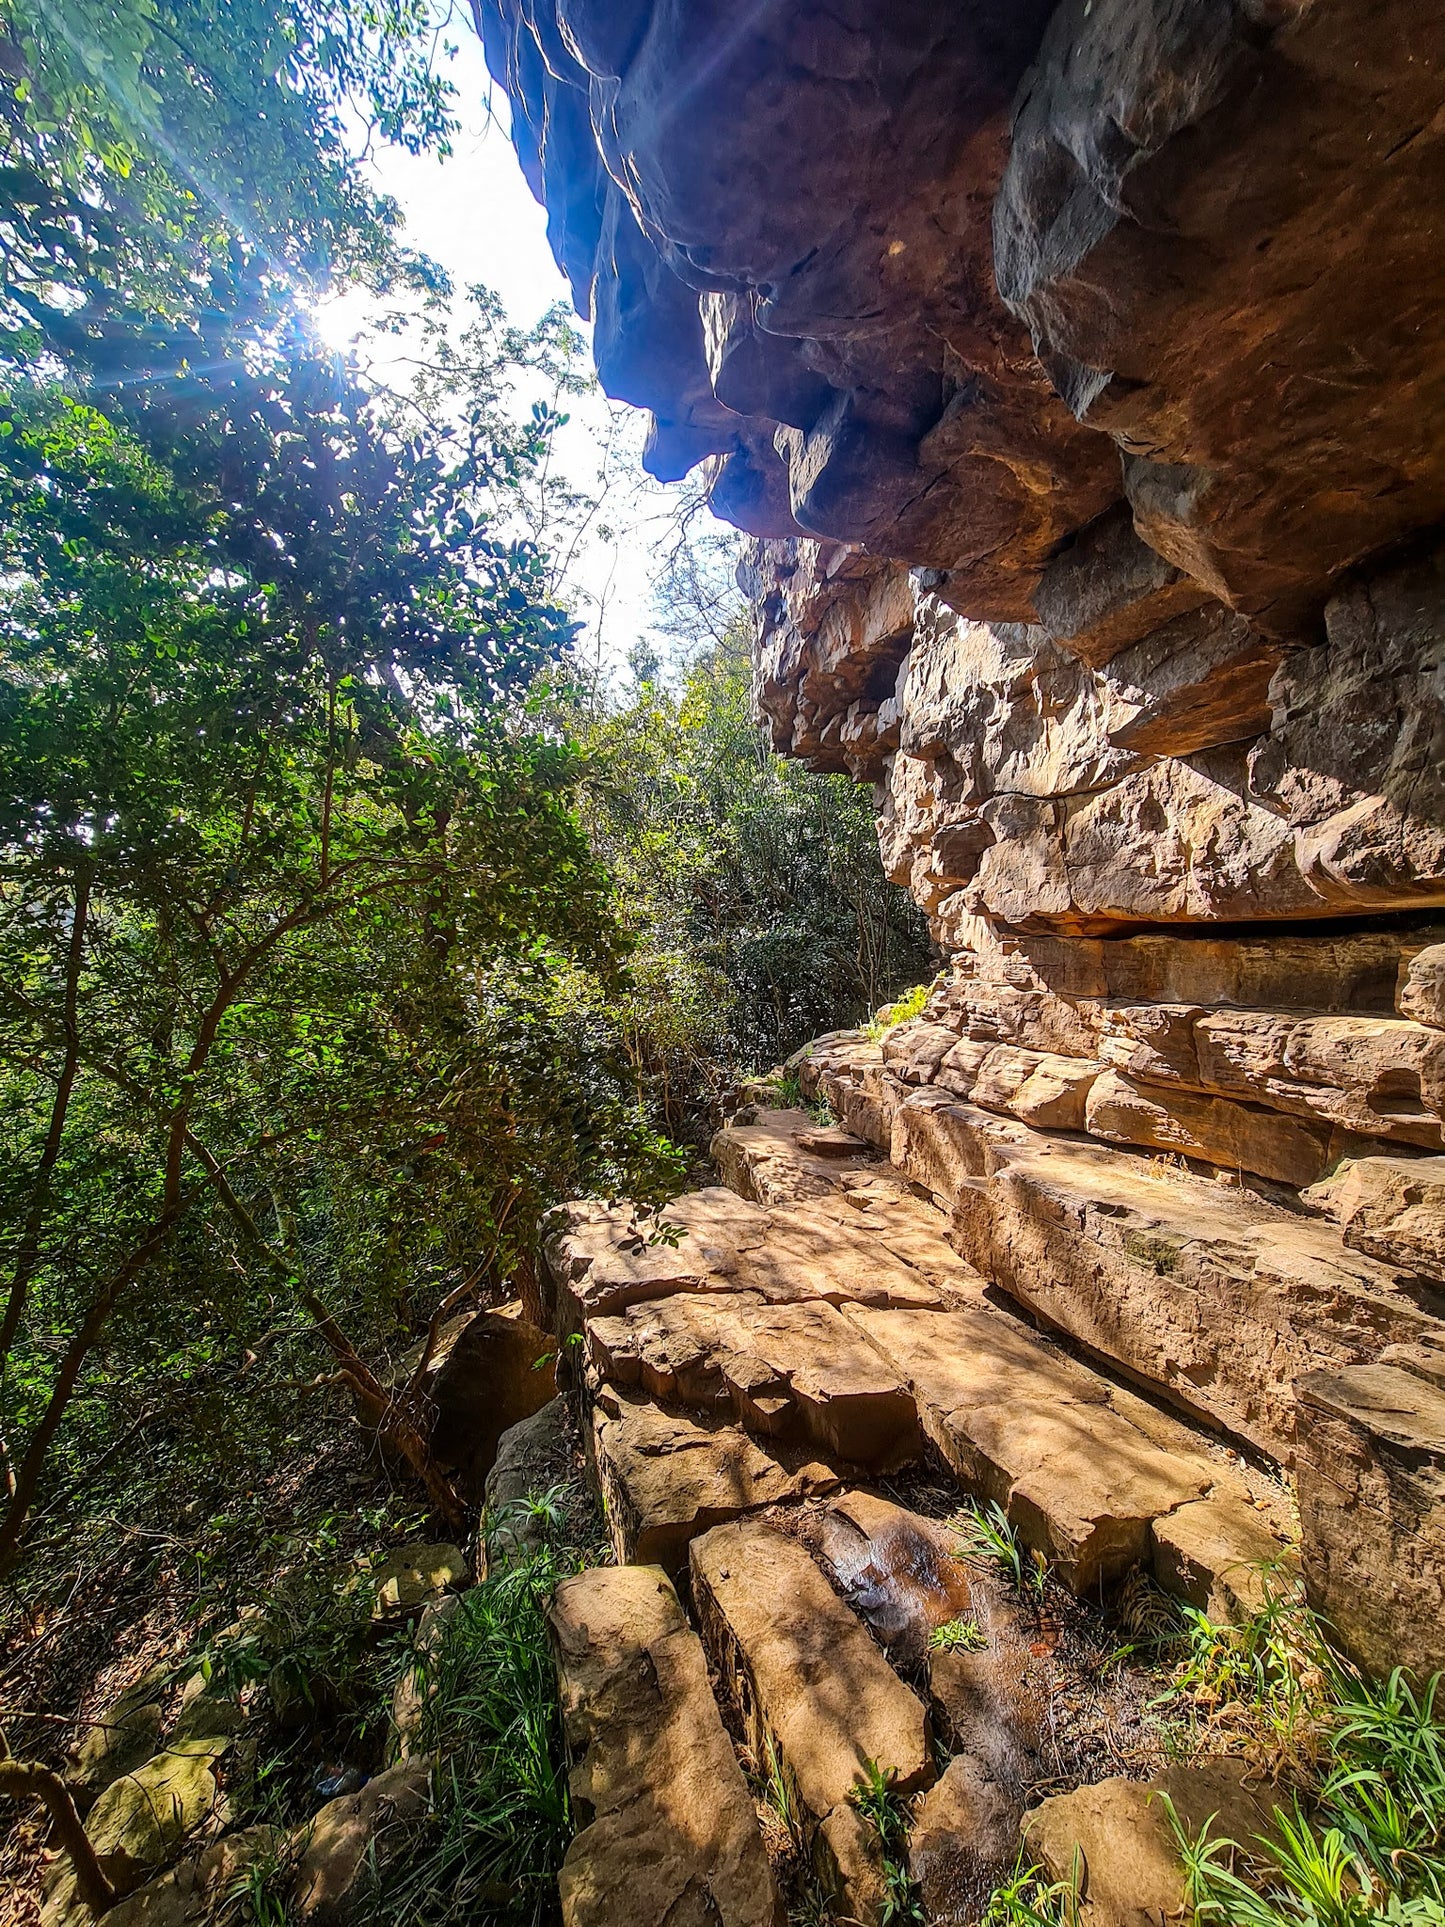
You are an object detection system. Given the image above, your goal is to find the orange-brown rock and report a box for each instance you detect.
[589,1389,840,1574]
[549,1566,782,1927]
[1295,1360,1445,1683]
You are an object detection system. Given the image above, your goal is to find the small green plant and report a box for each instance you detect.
[777,1071,806,1109]
[368,1543,583,1927]
[1162,1578,1332,1773]
[1158,1585,1444,1927]
[981,1852,1080,1927]
[928,1615,987,1654]
[948,1501,1044,1595]
[851,1760,924,1925]
[864,983,931,1039]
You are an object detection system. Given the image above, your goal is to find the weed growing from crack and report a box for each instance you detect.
[947,1500,1045,1597]
[928,1615,987,1654]
[851,1759,924,1926]
[980,1852,1080,1927]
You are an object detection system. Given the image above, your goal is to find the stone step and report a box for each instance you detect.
[549,1565,781,1927]
[690,1517,934,1924]
[589,1386,840,1574]
[803,1034,1443,1465]
[711,1105,884,1203]
[840,1301,1283,1596]
[1021,1764,1286,1927]
[543,1180,953,1337]
[584,1291,926,1469]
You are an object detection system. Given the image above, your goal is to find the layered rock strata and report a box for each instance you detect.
[477,0,1445,1742]
[536,1106,1301,1921]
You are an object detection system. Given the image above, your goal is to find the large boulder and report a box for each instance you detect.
[84,1741,226,1894]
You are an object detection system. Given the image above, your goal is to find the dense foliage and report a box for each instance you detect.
[576,628,932,1142]
[0,0,925,1580]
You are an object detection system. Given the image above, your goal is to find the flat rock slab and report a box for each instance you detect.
[550,1566,781,1927]
[949,1136,1439,1462]
[1022,1764,1284,1927]
[712,1108,884,1205]
[1296,1360,1445,1682]
[545,1186,948,1335]
[591,1390,840,1573]
[1151,1494,1296,1623]
[587,1294,923,1469]
[844,1304,1224,1592]
[366,1543,469,1620]
[691,1520,932,1894]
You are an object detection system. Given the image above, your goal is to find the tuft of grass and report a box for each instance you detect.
[851,1759,924,1926]
[1104,1568,1188,1670]
[981,1853,1080,1927]
[947,1500,1044,1596]
[1161,1578,1333,1776]
[1157,1588,1444,1927]
[367,1539,583,1927]
[928,1615,987,1654]
[777,1071,806,1109]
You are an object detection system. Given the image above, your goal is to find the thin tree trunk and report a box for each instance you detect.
[0,868,91,1369]
[0,1741,115,1916]
[0,1213,183,1566]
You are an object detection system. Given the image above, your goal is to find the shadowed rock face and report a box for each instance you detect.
[477,0,1445,637]
[480,0,1445,1685]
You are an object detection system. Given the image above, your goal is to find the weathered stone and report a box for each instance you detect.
[971,1046,1100,1131]
[1400,945,1445,1029]
[86,1742,225,1894]
[1295,1362,1445,1682]
[366,1543,468,1621]
[950,1135,1441,1460]
[66,1671,167,1807]
[842,1303,1224,1592]
[813,1491,975,1665]
[590,1390,839,1573]
[690,1519,932,1920]
[1150,1496,1295,1624]
[1021,1765,1285,1927]
[587,1293,923,1469]
[997,1,1445,630]
[389,1594,461,1762]
[712,1107,881,1205]
[549,1566,781,1927]
[1033,505,1208,670]
[103,1830,280,1927]
[484,1396,571,1570]
[293,1757,434,1924]
[1306,1156,1445,1283]
[422,1303,556,1496]
[1084,1068,1333,1188]
[909,1755,1023,1926]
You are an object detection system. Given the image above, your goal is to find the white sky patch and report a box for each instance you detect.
[310,23,691,680]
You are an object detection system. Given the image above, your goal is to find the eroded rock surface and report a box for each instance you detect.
[550,1566,781,1927]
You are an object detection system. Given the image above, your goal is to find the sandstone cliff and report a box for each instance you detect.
[475,0,1445,1790]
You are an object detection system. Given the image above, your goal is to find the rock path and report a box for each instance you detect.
[536,1092,1309,1924]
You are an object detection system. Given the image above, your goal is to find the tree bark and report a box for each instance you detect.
[0,867,91,1369]
[0,1743,116,1916]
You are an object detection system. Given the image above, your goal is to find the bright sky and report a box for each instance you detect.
[312,19,681,678]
